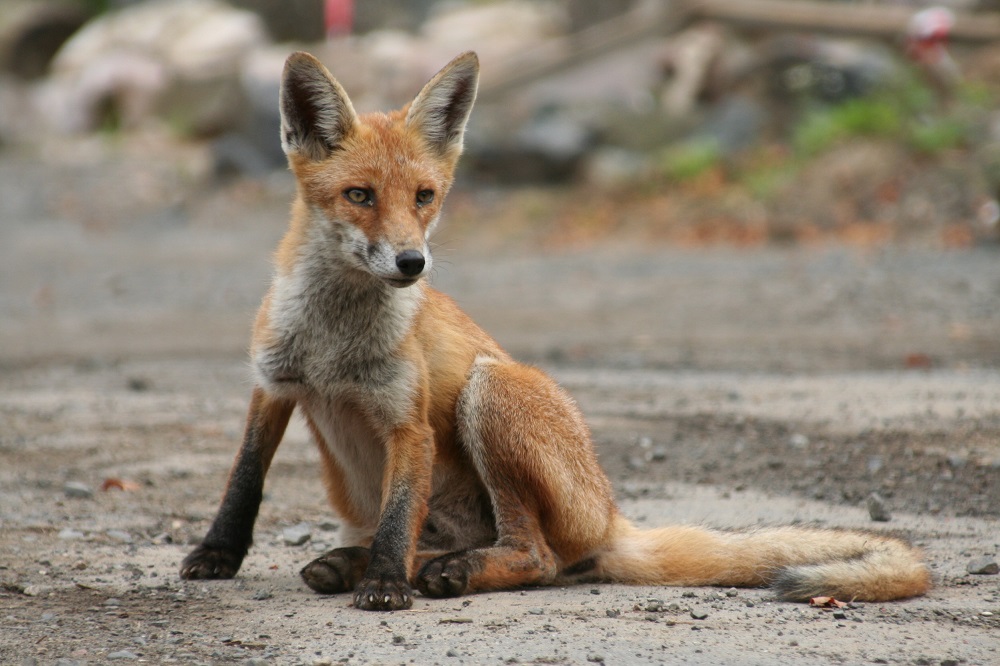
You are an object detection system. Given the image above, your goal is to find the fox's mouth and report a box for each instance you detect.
[384,277,419,289]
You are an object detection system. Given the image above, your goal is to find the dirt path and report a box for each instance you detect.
[2,149,999,664]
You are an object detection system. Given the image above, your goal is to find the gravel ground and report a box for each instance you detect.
[1,144,999,664]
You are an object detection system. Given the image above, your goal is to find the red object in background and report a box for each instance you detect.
[906,6,954,65]
[325,0,354,37]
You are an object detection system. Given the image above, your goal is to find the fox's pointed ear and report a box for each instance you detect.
[279,52,357,161]
[406,51,479,157]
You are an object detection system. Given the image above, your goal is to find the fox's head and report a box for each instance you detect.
[278,51,479,288]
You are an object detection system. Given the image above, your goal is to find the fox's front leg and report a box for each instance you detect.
[352,421,434,611]
[180,387,294,579]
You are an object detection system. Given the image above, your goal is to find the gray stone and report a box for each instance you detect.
[106,529,133,543]
[63,481,93,499]
[107,651,138,660]
[22,584,50,597]
[282,522,312,547]
[966,557,999,575]
[866,492,891,522]
[789,433,809,449]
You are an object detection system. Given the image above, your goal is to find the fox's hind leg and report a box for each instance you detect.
[415,357,616,597]
[300,546,370,594]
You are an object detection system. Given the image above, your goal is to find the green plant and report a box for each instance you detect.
[793,98,903,156]
[907,117,968,154]
[659,138,722,182]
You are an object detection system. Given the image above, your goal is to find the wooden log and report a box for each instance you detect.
[686,0,1000,43]
[478,0,1000,101]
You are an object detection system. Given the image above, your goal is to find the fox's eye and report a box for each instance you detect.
[344,188,373,205]
[416,190,435,206]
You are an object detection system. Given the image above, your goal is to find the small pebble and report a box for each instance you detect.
[867,492,892,522]
[832,610,847,620]
[107,651,138,660]
[446,648,459,657]
[947,454,967,469]
[690,610,708,620]
[626,456,646,471]
[586,655,605,664]
[126,377,150,392]
[252,589,273,601]
[789,434,809,449]
[282,523,312,547]
[106,530,133,543]
[63,482,93,499]
[58,528,85,540]
[966,557,999,575]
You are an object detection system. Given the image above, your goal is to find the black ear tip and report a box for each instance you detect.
[284,51,322,76]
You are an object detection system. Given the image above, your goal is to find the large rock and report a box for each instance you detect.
[43,0,269,135]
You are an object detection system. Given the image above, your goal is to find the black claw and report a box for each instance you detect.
[180,544,244,580]
[352,576,414,611]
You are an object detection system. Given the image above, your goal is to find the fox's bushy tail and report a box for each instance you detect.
[590,516,930,602]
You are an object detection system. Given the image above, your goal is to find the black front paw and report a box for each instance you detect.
[353,575,414,611]
[301,547,370,595]
[180,544,244,580]
[415,554,471,598]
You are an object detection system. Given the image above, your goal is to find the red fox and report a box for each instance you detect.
[180,51,931,610]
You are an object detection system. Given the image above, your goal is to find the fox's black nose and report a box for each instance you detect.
[395,250,425,277]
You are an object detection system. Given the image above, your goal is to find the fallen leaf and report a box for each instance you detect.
[101,478,140,492]
[809,596,848,609]
[904,352,933,369]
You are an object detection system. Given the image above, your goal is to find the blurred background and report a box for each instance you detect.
[2,0,1000,367]
[3,7,1000,661]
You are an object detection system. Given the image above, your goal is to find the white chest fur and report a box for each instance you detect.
[252,239,422,420]
[251,239,424,528]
